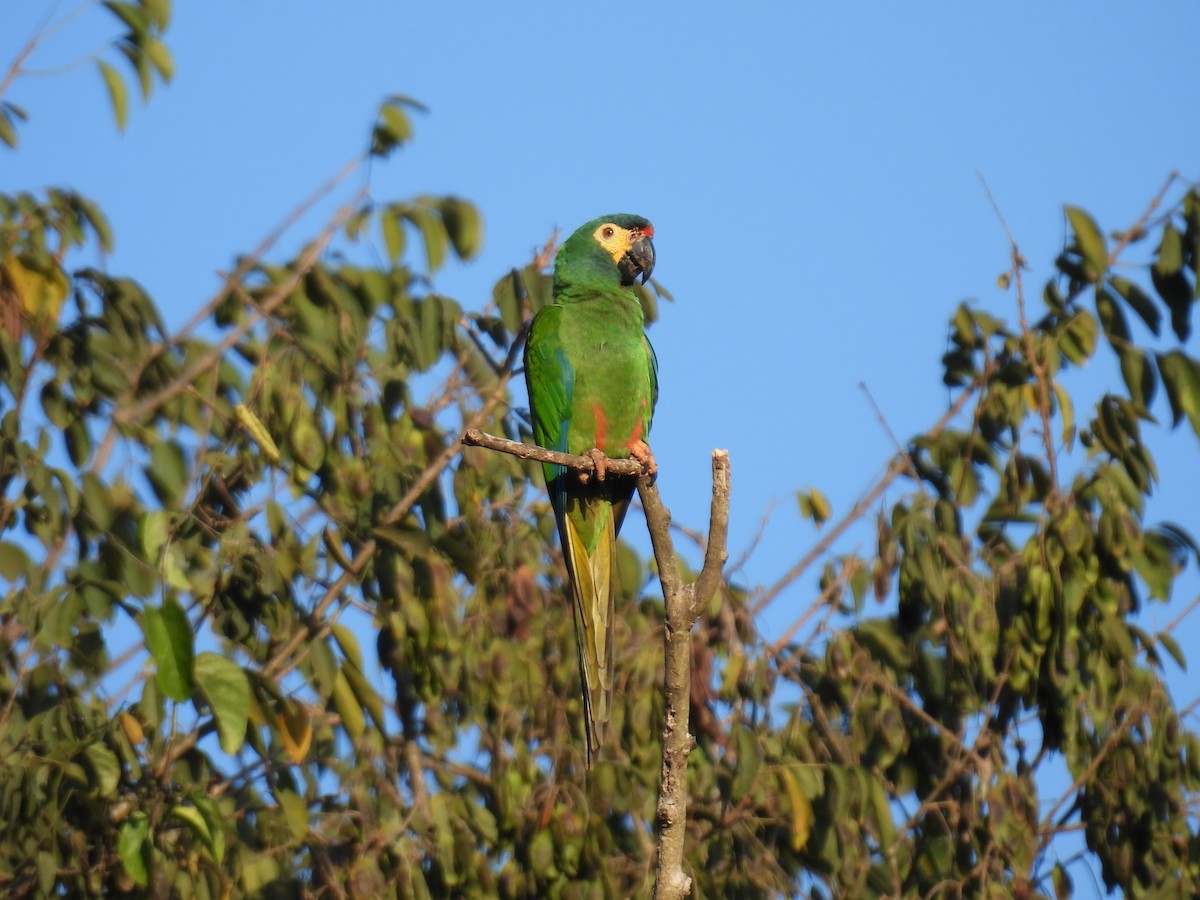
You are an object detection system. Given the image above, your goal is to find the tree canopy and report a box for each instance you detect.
[2,4,1199,897]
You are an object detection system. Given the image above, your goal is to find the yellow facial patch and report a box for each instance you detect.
[592,223,642,266]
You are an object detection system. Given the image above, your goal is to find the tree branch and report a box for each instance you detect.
[461,428,649,478]
[463,430,731,900]
[642,450,730,900]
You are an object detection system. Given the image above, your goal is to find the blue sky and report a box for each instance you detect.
[5,0,1199,882]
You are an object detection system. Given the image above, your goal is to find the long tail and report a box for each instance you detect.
[562,504,618,766]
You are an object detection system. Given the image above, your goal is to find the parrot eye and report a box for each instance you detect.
[601,226,615,239]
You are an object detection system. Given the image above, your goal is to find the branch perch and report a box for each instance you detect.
[462,429,731,900]
[462,428,648,478]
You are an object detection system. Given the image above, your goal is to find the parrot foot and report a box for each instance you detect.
[629,440,657,478]
[581,448,610,483]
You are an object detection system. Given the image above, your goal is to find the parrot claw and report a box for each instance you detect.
[581,448,610,483]
[629,440,657,478]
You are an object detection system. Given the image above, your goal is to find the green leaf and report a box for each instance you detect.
[331,623,364,670]
[1110,276,1161,336]
[730,725,762,799]
[277,700,311,763]
[439,197,482,260]
[1118,347,1156,414]
[171,803,211,848]
[139,510,170,565]
[469,802,499,846]
[1156,350,1200,439]
[797,488,831,527]
[380,104,412,143]
[190,793,226,865]
[84,742,121,797]
[142,0,172,29]
[0,542,32,581]
[371,102,414,158]
[195,652,249,754]
[331,669,366,740]
[40,382,72,428]
[0,101,26,147]
[406,205,448,273]
[778,768,813,851]
[146,440,187,506]
[340,654,386,732]
[144,37,174,82]
[288,413,325,470]
[1157,631,1186,671]
[140,674,164,730]
[36,851,56,896]
[493,268,525,333]
[1058,310,1098,365]
[64,420,91,466]
[1157,222,1185,274]
[278,789,309,842]
[161,543,193,592]
[115,40,153,98]
[304,636,338,699]
[143,598,195,701]
[527,826,556,880]
[431,793,459,883]
[381,208,405,263]
[1053,381,1076,450]
[1095,288,1129,345]
[869,775,895,847]
[1153,224,1192,341]
[98,61,129,132]
[171,797,228,866]
[104,1,149,34]
[118,812,151,887]
[1066,205,1108,281]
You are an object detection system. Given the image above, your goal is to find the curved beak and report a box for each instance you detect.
[618,234,656,286]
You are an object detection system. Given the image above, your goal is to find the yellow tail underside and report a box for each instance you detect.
[563,507,617,764]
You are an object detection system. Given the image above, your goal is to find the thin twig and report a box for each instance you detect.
[979,173,1059,501]
[1108,171,1180,263]
[860,381,928,499]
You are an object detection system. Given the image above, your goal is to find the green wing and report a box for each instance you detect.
[645,332,659,434]
[523,304,620,764]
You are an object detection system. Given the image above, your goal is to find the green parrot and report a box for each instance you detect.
[524,213,659,765]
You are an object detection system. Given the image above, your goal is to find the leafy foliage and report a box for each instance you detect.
[2,10,1200,898]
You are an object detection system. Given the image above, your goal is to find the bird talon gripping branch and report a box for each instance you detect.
[628,439,657,477]
[583,447,610,483]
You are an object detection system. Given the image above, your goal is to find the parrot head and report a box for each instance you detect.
[555,213,655,289]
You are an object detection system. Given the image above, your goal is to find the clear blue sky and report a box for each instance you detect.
[6,0,1199,880]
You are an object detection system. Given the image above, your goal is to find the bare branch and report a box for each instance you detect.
[643,450,730,900]
[465,430,732,900]
[690,451,731,619]
[461,428,650,479]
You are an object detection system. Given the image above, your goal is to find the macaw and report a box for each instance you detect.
[524,213,658,765]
